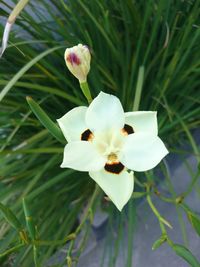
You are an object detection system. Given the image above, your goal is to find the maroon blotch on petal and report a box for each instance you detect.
[81,129,93,141]
[104,162,124,174]
[66,52,81,65]
[122,124,134,135]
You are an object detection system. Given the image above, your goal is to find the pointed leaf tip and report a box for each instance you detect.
[26,96,32,101]
[26,97,65,143]
[152,234,167,250]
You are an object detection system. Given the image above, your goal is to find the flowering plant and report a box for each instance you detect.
[58,45,168,210]
[1,1,200,266]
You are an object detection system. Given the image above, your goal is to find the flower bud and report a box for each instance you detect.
[64,44,91,83]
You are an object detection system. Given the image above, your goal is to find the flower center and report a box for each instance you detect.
[80,124,134,174]
[107,152,118,163]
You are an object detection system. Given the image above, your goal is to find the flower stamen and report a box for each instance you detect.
[107,152,118,163]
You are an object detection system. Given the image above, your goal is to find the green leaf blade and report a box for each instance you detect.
[172,244,200,267]
[26,96,65,144]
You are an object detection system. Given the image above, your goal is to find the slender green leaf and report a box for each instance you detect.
[26,96,65,143]
[187,212,200,237]
[0,46,63,101]
[0,202,23,230]
[0,243,25,258]
[172,244,200,267]
[22,198,36,240]
[132,66,144,111]
[181,204,200,237]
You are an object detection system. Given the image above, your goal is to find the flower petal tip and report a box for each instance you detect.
[116,205,123,212]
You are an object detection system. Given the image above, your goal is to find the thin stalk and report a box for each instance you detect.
[80,81,93,104]
[162,160,189,246]
[146,185,172,232]
[132,66,144,111]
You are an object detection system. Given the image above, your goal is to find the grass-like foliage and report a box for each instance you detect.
[0,0,200,266]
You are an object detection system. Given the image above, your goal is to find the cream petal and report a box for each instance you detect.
[120,133,168,171]
[61,141,106,171]
[125,111,158,135]
[89,169,134,211]
[57,106,87,142]
[86,92,125,132]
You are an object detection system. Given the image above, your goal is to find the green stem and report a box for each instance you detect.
[33,233,76,246]
[33,245,39,267]
[132,66,144,111]
[146,185,172,233]
[156,194,175,203]
[80,82,92,104]
[0,243,25,258]
[162,161,188,246]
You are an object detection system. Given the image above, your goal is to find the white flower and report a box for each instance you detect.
[64,44,91,83]
[57,92,169,211]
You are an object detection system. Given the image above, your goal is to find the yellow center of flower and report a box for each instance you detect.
[107,152,118,163]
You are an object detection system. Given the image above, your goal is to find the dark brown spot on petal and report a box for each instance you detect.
[81,129,93,141]
[104,162,124,174]
[66,52,81,65]
[122,124,134,135]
